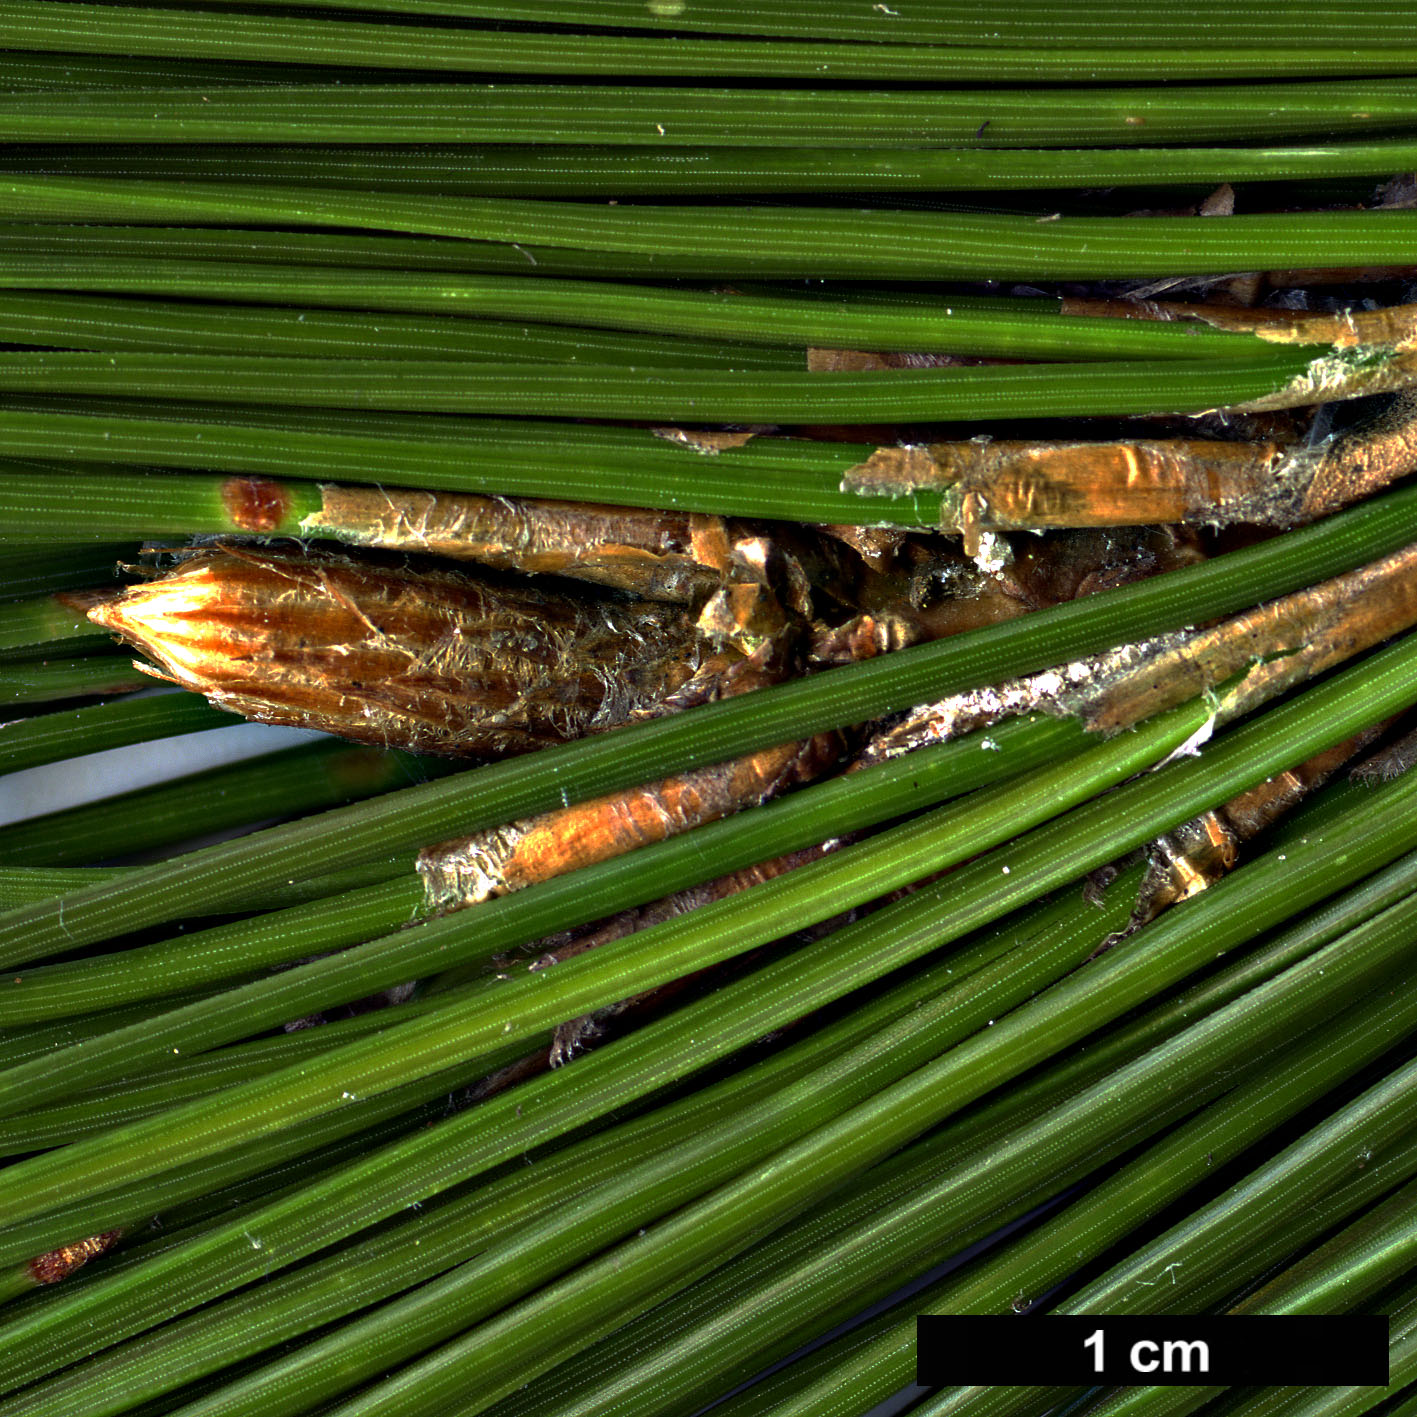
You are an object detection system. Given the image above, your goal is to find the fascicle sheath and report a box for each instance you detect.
[305,484,727,603]
[843,386,1417,543]
[419,733,835,912]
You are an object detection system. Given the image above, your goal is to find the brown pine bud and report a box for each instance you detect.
[87,545,708,757]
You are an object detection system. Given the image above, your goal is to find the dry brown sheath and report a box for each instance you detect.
[526,840,843,1067]
[1057,297,1417,352]
[844,437,1291,553]
[856,632,1174,769]
[865,541,1417,762]
[1353,722,1417,782]
[816,523,907,572]
[1126,727,1385,931]
[841,387,1417,547]
[1084,539,1417,735]
[303,485,731,604]
[419,730,837,912]
[433,843,842,1080]
[806,349,982,373]
[87,545,709,757]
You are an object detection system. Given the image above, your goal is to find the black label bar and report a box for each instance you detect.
[917,1315,1390,1386]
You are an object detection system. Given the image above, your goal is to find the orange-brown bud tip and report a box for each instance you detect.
[87,565,233,690]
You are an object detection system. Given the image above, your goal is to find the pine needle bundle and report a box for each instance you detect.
[1,5,1416,1416]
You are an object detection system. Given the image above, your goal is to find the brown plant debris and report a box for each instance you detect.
[451,1041,559,1109]
[1126,728,1384,933]
[808,610,918,667]
[28,1230,122,1286]
[1374,174,1417,209]
[650,427,761,455]
[1351,721,1417,782]
[87,544,713,757]
[806,349,973,373]
[525,841,842,1068]
[829,527,1202,678]
[305,485,730,603]
[841,386,1417,547]
[816,523,907,573]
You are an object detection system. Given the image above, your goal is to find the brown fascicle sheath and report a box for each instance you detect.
[841,386,1417,549]
[1126,726,1387,930]
[531,839,842,1067]
[304,485,730,604]
[419,725,838,912]
[864,541,1417,762]
[843,437,1288,554]
[1057,296,1417,351]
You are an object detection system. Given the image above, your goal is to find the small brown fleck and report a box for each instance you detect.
[221,476,291,534]
[28,1230,122,1285]
[650,427,759,455]
[1198,183,1236,217]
